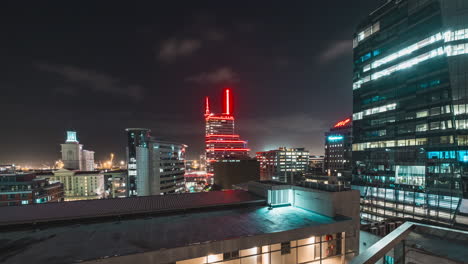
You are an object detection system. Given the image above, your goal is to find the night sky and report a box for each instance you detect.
[0,1,384,166]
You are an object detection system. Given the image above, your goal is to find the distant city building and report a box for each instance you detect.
[0,181,360,264]
[125,128,186,196]
[0,172,63,206]
[184,160,200,172]
[61,131,95,171]
[352,0,468,226]
[324,118,352,178]
[184,171,212,192]
[213,159,260,189]
[125,128,151,196]
[309,155,325,174]
[204,89,250,175]
[0,164,16,174]
[256,147,310,183]
[37,169,105,201]
[103,169,127,198]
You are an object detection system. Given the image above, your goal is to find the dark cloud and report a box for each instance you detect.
[238,114,329,154]
[186,67,239,84]
[204,29,226,41]
[36,63,144,101]
[319,40,353,64]
[158,38,202,62]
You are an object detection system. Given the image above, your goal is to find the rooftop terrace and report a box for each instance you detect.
[0,203,347,264]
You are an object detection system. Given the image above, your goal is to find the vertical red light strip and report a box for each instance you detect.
[223,88,231,115]
[205,96,210,116]
[226,89,230,115]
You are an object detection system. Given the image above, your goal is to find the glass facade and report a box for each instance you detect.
[176,232,347,264]
[352,0,468,226]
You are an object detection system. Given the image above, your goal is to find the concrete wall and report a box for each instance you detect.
[293,187,335,217]
[214,160,260,189]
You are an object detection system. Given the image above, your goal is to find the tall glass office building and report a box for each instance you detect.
[351,0,468,227]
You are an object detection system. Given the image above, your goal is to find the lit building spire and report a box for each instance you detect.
[205,96,211,116]
[223,88,231,115]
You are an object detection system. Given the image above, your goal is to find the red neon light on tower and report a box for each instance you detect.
[205,96,210,116]
[223,88,232,115]
[333,118,351,128]
[204,88,249,174]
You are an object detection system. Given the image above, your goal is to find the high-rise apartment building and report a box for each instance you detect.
[352,0,468,227]
[0,173,64,206]
[324,118,353,178]
[204,89,250,175]
[257,147,310,183]
[61,131,95,171]
[125,128,186,196]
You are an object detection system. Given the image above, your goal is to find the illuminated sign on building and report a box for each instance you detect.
[333,118,351,128]
[66,131,78,143]
[327,135,344,142]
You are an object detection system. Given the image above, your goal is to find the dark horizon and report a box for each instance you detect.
[0,1,385,166]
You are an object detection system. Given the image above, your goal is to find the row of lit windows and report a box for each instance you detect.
[353,103,397,120]
[354,46,446,89]
[353,136,460,151]
[353,21,380,48]
[278,152,309,156]
[354,42,468,89]
[355,29,468,87]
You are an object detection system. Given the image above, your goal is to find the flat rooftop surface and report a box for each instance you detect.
[0,190,263,226]
[0,205,339,264]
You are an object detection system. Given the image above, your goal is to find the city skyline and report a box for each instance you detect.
[0,1,383,165]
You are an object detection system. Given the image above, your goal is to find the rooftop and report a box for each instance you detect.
[0,190,263,227]
[0,205,341,264]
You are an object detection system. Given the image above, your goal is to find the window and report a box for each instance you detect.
[416,123,428,132]
[416,110,428,118]
[281,242,291,255]
[430,122,440,130]
[430,107,441,116]
[456,120,468,129]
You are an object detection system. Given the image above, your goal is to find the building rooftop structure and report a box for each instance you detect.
[0,190,262,227]
[0,182,360,264]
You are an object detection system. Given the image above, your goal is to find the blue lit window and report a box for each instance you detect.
[361,52,372,62]
[430,80,441,86]
[373,50,381,57]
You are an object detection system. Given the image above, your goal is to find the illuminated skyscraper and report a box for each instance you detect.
[125,128,186,196]
[324,117,352,178]
[352,0,468,226]
[205,89,250,174]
